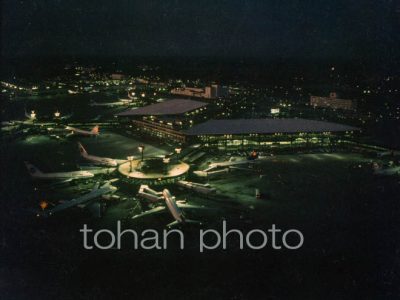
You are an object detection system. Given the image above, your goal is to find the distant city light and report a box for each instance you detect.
[39,201,48,210]
[271,108,280,115]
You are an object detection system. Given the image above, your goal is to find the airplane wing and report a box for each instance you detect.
[115,159,129,164]
[176,203,214,210]
[131,206,166,220]
[167,219,202,228]
[38,178,74,188]
[228,166,258,172]
[91,182,101,191]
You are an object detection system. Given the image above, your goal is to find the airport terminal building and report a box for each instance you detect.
[117,99,359,150]
[117,99,208,143]
[185,119,359,151]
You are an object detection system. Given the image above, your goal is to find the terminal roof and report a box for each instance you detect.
[185,118,359,135]
[117,99,207,116]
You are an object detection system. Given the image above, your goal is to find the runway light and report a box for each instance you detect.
[54,111,60,118]
[138,145,145,161]
[39,201,48,210]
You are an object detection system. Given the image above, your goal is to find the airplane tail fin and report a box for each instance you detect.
[91,125,99,135]
[24,161,43,176]
[78,142,88,156]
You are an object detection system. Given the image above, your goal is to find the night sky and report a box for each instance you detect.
[1,0,399,60]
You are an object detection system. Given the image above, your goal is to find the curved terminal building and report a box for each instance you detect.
[185,118,359,151]
[117,99,359,151]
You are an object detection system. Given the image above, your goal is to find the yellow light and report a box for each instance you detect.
[39,201,48,210]
[30,111,36,120]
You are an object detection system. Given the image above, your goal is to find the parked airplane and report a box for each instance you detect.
[37,179,118,217]
[194,156,260,178]
[132,187,203,228]
[78,165,117,175]
[193,168,230,178]
[1,121,16,126]
[89,100,130,107]
[24,161,94,182]
[65,125,99,137]
[78,142,118,167]
[376,151,400,158]
[176,180,217,195]
[137,185,164,202]
[373,164,400,176]
[207,157,258,170]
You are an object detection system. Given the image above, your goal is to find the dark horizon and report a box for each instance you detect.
[2,0,399,62]
[2,54,398,83]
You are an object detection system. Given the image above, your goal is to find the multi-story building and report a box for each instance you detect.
[171,84,228,99]
[117,99,208,143]
[310,92,357,110]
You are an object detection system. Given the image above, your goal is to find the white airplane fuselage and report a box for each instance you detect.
[194,168,230,178]
[48,183,117,215]
[208,159,255,169]
[163,189,184,223]
[177,181,216,194]
[78,142,117,166]
[24,162,94,181]
[32,171,94,180]
[89,101,128,107]
[66,126,98,137]
[137,185,163,202]
[82,153,117,167]
[374,166,400,176]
